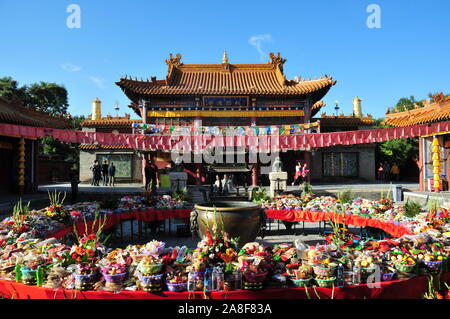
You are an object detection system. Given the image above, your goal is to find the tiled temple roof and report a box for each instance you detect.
[385,93,450,127]
[79,144,132,150]
[316,112,375,126]
[0,97,72,129]
[81,116,142,128]
[116,52,336,116]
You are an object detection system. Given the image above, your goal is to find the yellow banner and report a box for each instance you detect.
[421,131,450,138]
[147,110,305,118]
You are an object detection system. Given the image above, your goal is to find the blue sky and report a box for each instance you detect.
[0,0,449,119]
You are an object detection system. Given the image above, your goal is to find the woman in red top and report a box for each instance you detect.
[292,161,302,186]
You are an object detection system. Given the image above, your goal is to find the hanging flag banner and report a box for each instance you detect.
[3,120,450,151]
[131,122,320,136]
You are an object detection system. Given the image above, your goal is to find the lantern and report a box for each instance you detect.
[432,137,441,192]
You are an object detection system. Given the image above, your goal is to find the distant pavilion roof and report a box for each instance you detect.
[316,112,375,126]
[81,115,142,128]
[0,97,72,129]
[116,52,336,116]
[385,93,450,127]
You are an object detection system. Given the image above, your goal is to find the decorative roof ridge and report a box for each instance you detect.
[80,117,141,127]
[319,112,373,120]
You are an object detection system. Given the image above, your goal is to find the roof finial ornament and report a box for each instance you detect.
[222,50,229,64]
[165,53,183,67]
[269,52,287,72]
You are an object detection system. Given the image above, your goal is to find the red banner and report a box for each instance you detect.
[1,121,449,150]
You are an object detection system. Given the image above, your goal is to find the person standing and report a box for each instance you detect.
[70,171,80,204]
[301,163,310,182]
[292,161,302,186]
[101,160,109,186]
[144,159,158,191]
[384,161,391,181]
[377,162,384,180]
[90,160,97,186]
[391,163,400,182]
[108,162,116,187]
[213,174,222,195]
[91,160,101,186]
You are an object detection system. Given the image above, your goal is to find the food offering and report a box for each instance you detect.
[0,192,450,297]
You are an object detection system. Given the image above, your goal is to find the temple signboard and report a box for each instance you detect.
[203,96,248,108]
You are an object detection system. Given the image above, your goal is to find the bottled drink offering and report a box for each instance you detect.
[187,269,195,291]
[352,264,361,285]
[336,264,344,287]
[204,268,212,292]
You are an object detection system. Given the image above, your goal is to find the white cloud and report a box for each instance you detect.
[248,34,272,60]
[88,76,106,89]
[61,63,81,72]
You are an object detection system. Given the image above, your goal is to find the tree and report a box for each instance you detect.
[0,76,28,103]
[377,138,419,166]
[40,115,86,169]
[0,77,69,116]
[27,82,68,116]
[0,76,78,169]
[395,96,423,112]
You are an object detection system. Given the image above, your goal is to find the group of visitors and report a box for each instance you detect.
[377,161,400,181]
[212,174,236,195]
[90,159,116,187]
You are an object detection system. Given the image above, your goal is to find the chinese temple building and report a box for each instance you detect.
[310,97,376,182]
[385,93,450,192]
[0,97,72,194]
[116,52,336,187]
[79,98,143,184]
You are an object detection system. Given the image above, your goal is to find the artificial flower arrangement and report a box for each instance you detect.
[70,213,108,264]
[11,200,35,235]
[43,191,70,224]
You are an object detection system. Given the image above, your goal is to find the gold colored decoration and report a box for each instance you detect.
[222,50,229,64]
[165,53,183,67]
[431,137,441,191]
[18,137,25,187]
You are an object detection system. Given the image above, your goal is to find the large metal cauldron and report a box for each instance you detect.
[191,201,265,247]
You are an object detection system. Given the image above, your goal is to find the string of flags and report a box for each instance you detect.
[131,122,320,136]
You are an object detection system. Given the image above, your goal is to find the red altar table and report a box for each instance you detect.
[265,210,413,238]
[1,273,448,299]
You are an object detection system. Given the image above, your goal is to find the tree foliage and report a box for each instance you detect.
[27,82,68,116]
[394,95,423,112]
[377,137,419,166]
[0,76,68,116]
[0,76,80,169]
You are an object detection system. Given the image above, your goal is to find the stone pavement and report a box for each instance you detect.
[37,181,419,197]
[1,181,418,217]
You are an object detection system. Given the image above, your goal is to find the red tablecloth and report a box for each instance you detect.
[266,210,413,238]
[1,273,449,299]
[49,209,192,239]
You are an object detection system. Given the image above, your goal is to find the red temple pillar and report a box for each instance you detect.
[304,151,312,183]
[419,137,424,192]
[251,163,258,186]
